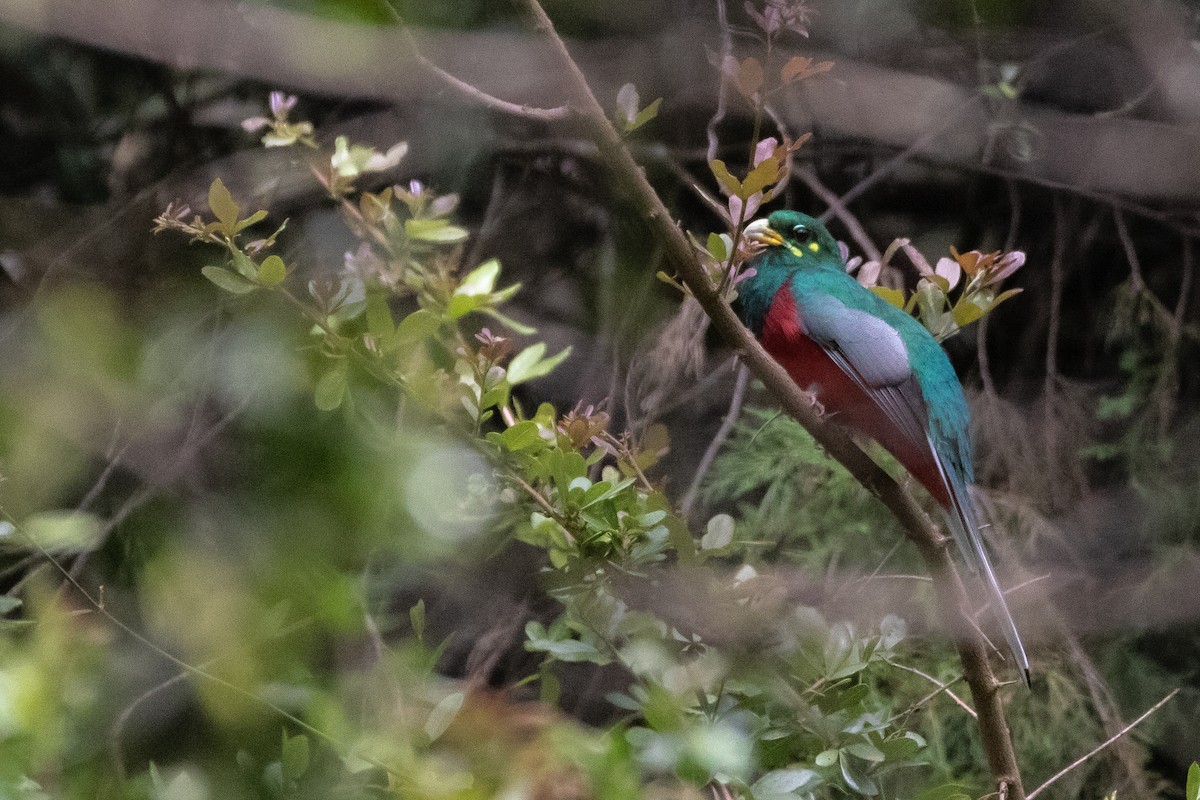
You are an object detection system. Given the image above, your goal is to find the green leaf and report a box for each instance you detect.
[201,266,258,295]
[507,343,546,384]
[539,670,561,706]
[815,749,839,768]
[208,178,239,229]
[365,292,395,341]
[497,421,546,452]
[508,343,572,385]
[870,286,905,309]
[846,741,886,763]
[915,784,972,800]
[752,768,820,799]
[709,160,742,197]
[481,307,535,335]
[456,258,501,296]
[280,732,310,782]
[234,209,268,234]
[410,599,425,642]
[396,308,442,343]
[629,97,662,131]
[1187,762,1200,800]
[314,362,348,411]
[257,255,287,287]
[741,157,780,198]
[838,750,879,796]
[582,478,636,508]
[424,691,465,742]
[406,218,469,243]
[950,298,986,327]
[700,513,734,550]
[18,510,103,554]
[706,232,728,262]
[230,251,258,279]
[156,767,207,800]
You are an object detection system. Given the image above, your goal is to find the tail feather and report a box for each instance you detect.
[931,441,1032,687]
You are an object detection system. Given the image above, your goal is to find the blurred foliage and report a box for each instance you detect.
[1,0,1200,798]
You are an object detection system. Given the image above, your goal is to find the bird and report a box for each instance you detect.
[735,209,1031,687]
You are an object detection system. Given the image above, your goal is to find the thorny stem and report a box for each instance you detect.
[517,2,1027,796]
[884,659,977,719]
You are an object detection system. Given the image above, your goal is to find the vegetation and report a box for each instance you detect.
[0,1,1197,799]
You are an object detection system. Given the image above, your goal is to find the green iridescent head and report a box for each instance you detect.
[744,210,841,262]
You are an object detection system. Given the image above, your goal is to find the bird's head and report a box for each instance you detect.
[744,210,840,264]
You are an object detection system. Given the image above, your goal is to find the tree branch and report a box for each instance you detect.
[517,1,1027,796]
[1026,689,1180,800]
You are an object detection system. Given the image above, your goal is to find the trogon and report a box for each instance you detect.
[736,209,1031,686]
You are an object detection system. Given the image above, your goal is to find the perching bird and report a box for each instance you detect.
[736,210,1031,686]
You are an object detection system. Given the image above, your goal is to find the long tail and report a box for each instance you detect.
[934,449,1032,687]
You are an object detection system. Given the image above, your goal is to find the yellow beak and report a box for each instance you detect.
[744,218,784,247]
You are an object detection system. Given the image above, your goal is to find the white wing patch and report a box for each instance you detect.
[802,301,911,388]
[800,296,928,450]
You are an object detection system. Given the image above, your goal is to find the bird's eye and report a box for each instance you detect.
[792,224,813,244]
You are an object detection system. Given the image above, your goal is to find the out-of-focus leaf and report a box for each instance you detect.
[870,286,905,309]
[710,160,742,197]
[736,56,765,96]
[202,266,257,294]
[424,691,465,742]
[707,232,729,262]
[314,362,349,411]
[405,218,469,243]
[18,511,103,554]
[396,309,442,343]
[208,178,239,229]
[280,732,310,782]
[632,98,662,130]
[234,209,268,234]
[508,343,572,385]
[701,514,734,550]
[752,768,820,798]
[741,157,780,198]
[257,255,287,287]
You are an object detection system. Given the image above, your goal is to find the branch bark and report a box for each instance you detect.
[518,1,1026,796]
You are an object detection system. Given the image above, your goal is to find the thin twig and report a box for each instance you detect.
[798,168,882,263]
[885,659,977,719]
[706,0,733,164]
[1113,208,1146,292]
[111,669,194,781]
[833,97,983,210]
[1026,689,1181,800]
[681,361,750,518]
[384,3,570,123]
[1044,196,1067,454]
[1174,238,1193,325]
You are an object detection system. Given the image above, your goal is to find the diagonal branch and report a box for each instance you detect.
[1026,689,1180,800]
[517,1,1026,797]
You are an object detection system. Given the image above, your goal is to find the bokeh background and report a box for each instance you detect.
[1,0,1199,797]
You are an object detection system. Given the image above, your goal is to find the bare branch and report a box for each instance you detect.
[798,168,882,263]
[1026,689,1181,800]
